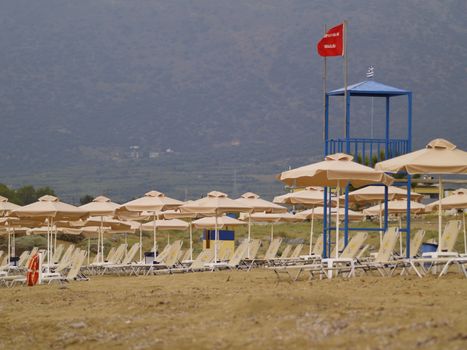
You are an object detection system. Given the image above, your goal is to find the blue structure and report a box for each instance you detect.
[323,80,413,258]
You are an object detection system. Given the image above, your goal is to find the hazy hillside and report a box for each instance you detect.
[0,0,465,201]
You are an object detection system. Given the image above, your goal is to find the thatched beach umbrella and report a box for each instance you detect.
[155,208,199,260]
[80,196,120,263]
[279,153,393,258]
[10,195,88,271]
[235,192,287,258]
[117,190,183,259]
[180,191,251,262]
[376,138,467,246]
[0,196,21,264]
[274,187,332,255]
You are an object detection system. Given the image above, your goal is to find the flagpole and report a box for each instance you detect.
[344,20,348,141]
[322,24,327,142]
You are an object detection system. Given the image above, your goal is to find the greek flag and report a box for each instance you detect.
[366,66,375,78]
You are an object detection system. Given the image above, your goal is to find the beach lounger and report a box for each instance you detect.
[356,244,370,260]
[17,251,30,268]
[274,232,368,281]
[105,247,116,262]
[317,232,369,279]
[409,221,462,277]
[181,250,214,273]
[181,248,192,263]
[355,227,401,276]
[149,240,184,275]
[52,244,64,264]
[90,244,127,275]
[290,244,303,259]
[43,250,88,284]
[102,243,141,275]
[55,248,81,273]
[59,245,75,267]
[279,244,292,259]
[245,238,282,269]
[207,242,249,271]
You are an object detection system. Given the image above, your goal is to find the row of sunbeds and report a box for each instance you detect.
[272,220,466,281]
[1,219,465,286]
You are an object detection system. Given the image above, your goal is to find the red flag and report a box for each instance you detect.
[317,23,344,57]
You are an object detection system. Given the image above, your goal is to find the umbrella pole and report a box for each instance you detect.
[167,232,170,245]
[12,230,15,262]
[214,214,218,263]
[96,225,100,263]
[270,224,274,242]
[463,212,466,255]
[379,201,383,246]
[87,237,90,265]
[49,218,54,272]
[139,223,143,263]
[438,176,443,246]
[189,220,193,261]
[6,227,11,266]
[100,216,104,263]
[309,207,315,255]
[54,224,57,259]
[247,215,251,259]
[335,185,340,259]
[399,215,403,256]
[153,212,157,258]
[46,220,49,270]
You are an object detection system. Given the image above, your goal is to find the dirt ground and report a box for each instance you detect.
[0,270,466,350]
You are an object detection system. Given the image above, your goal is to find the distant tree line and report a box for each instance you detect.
[0,183,55,205]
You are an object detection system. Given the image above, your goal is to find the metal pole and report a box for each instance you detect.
[139,223,143,262]
[406,175,412,258]
[344,20,348,141]
[378,201,383,245]
[189,220,193,261]
[87,237,90,266]
[96,220,100,263]
[214,213,218,263]
[384,185,389,232]
[399,215,403,256]
[7,225,11,265]
[100,216,104,263]
[335,184,340,259]
[12,230,15,262]
[54,224,57,259]
[322,24,327,143]
[309,207,315,255]
[247,215,251,258]
[270,223,274,242]
[153,212,157,258]
[385,97,390,158]
[323,187,328,258]
[463,212,466,255]
[344,184,349,246]
[438,176,443,247]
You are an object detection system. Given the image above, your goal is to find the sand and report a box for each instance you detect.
[0,270,466,349]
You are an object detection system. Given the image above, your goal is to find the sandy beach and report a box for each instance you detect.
[1,270,466,349]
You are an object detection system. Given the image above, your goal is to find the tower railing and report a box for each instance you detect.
[326,138,409,166]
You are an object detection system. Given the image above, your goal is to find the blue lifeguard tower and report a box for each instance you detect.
[322,80,413,258]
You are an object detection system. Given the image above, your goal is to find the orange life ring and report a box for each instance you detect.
[26,254,40,286]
